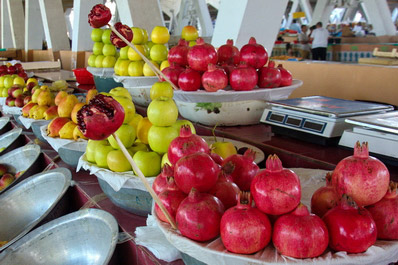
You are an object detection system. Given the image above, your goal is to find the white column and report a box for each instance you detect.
[311,0,333,26]
[1,0,13,48]
[286,0,300,29]
[212,0,288,53]
[175,0,213,37]
[115,0,164,31]
[72,0,98,52]
[361,0,396,36]
[39,0,70,51]
[195,0,213,37]
[25,0,44,50]
[342,6,357,22]
[300,0,313,23]
[6,0,25,49]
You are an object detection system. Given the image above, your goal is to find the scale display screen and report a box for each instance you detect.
[265,112,326,134]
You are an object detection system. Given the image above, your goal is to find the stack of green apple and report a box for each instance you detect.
[114,26,170,77]
[88,28,118,68]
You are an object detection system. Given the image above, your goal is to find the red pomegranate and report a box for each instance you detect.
[217,39,240,65]
[209,172,240,209]
[367,181,398,240]
[331,141,390,206]
[167,125,209,165]
[273,204,329,258]
[177,68,202,91]
[222,149,259,191]
[174,152,220,194]
[187,38,218,72]
[229,63,258,91]
[88,4,111,28]
[239,37,268,69]
[311,172,340,217]
[155,188,186,223]
[176,189,225,242]
[168,39,189,67]
[323,195,377,253]
[258,61,282,88]
[251,154,301,215]
[152,164,177,195]
[277,64,293,87]
[110,22,133,48]
[202,64,228,92]
[77,94,125,140]
[160,64,184,88]
[220,192,272,254]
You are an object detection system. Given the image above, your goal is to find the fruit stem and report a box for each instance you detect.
[112,133,177,229]
[108,25,179,91]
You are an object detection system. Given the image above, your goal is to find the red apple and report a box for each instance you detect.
[14,63,23,72]
[0,65,7,74]
[7,65,16,75]
[9,86,23,98]
[0,173,15,191]
[5,96,15,106]
[23,96,32,105]
[15,95,25,107]
[0,164,7,176]
[26,82,35,92]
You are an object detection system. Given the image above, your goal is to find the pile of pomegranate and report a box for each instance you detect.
[154,137,397,259]
[163,37,293,92]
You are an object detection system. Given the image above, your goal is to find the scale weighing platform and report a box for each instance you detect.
[339,111,398,162]
[260,96,394,145]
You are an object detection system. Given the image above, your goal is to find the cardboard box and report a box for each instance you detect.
[57,50,86,70]
[273,60,398,106]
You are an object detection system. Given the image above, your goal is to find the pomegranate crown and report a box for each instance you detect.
[265,154,283,172]
[291,203,310,216]
[353,141,369,158]
[162,163,174,177]
[179,125,193,138]
[237,191,252,207]
[226,39,234,46]
[248,37,257,45]
[385,181,398,199]
[243,148,256,162]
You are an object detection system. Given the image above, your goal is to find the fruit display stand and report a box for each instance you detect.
[86,67,123,93]
[113,75,158,106]
[2,107,398,265]
[173,80,302,126]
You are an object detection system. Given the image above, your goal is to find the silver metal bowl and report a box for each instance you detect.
[0,168,72,251]
[0,117,10,134]
[0,144,41,194]
[97,178,152,216]
[0,128,23,155]
[0,208,118,265]
[58,141,87,167]
[31,120,50,144]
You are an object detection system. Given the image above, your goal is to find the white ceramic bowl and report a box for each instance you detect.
[113,75,158,106]
[173,80,303,126]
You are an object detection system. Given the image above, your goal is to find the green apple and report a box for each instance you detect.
[119,46,129,59]
[161,153,171,168]
[102,55,117,68]
[102,43,116,56]
[210,141,237,159]
[143,60,159,77]
[102,29,112,44]
[149,44,168,62]
[131,27,145,44]
[91,28,103,42]
[88,54,97,67]
[147,97,178,126]
[2,87,9,97]
[128,61,144,77]
[128,142,149,156]
[160,60,170,71]
[148,125,178,154]
[107,149,132,172]
[0,75,6,88]
[128,45,145,61]
[95,55,105,68]
[172,119,196,135]
[117,59,130,76]
[150,81,173,100]
[109,86,132,100]
[132,151,161,177]
[112,95,136,124]
[142,28,148,43]
[92,42,104,55]
[4,76,14,89]
[95,144,114,168]
[86,139,108,163]
[107,124,136,149]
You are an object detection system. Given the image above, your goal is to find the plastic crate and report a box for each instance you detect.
[73,68,95,85]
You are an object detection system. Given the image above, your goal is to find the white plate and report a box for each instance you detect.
[201,136,264,164]
[155,168,398,265]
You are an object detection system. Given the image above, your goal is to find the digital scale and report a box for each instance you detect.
[260,96,394,145]
[339,111,398,162]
